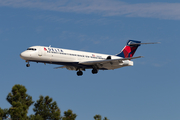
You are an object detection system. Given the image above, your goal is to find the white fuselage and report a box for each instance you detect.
[20,46,133,70]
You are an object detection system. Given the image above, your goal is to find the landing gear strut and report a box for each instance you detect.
[92,69,98,74]
[26,61,30,67]
[77,71,83,76]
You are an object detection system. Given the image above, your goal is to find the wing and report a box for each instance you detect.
[54,66,66,69]
[79,56,143,65]
[54,65,83,71]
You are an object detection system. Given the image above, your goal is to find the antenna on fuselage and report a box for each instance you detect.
[49,45,51,48]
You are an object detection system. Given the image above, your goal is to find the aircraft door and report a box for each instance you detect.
[38,50,42,56]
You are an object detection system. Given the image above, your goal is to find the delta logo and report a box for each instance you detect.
[44,47,64,52]
[44,48,47,51]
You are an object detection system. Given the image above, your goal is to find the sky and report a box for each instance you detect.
[0,0,180,120]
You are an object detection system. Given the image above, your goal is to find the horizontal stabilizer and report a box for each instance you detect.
[129,42,160,46]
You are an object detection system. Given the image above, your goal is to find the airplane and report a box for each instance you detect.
[20,40,157,76]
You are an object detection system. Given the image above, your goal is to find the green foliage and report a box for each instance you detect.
[6,84,34,120]
[2,84,109,120]
[103,117,109,120]
[62,109,77,120]
[94,114,102,120]
[33,95,61,120]
[0,108,5,119]
[0,108,8,120]
[94,115,109,120]
[28,114,44,120]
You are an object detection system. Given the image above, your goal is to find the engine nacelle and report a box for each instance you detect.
[119,60,133,66]
[122,60,129,65]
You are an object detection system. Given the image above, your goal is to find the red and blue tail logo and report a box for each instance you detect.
[116,40,141,58]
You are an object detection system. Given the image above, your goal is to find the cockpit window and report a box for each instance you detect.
[27,48,36,51]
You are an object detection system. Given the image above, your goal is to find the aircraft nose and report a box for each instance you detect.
[20,51,30,60]
[20,52,25,59]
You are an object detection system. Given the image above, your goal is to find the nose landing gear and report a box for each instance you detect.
[26,64,30,67]
[26,61,30,67]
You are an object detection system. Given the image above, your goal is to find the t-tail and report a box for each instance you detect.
[116,40,141,58]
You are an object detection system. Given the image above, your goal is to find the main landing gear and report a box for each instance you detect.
[77,71,83,76]
[76,69,98,76]
[92,69,98,74]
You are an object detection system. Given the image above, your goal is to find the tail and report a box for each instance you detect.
[116,40,141,58]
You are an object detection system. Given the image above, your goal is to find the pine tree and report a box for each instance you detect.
[62,109,77,120]
[33,95,61,120]
[6,84,34,120]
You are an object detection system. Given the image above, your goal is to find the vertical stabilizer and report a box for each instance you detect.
[116,40,141,58]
